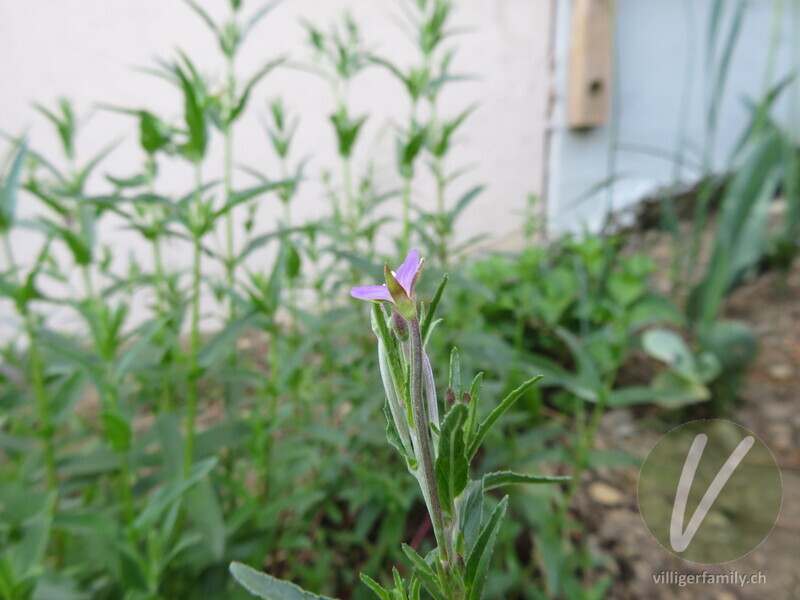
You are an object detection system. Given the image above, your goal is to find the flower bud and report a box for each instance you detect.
[461,391,471,405]
[445,387,456,406]
[391,310,409,341]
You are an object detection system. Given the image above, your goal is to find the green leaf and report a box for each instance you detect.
[114,318,163,380]
[464,372,483,439]
[139,110,172,154]
[230,562,338,600]
[186,479,226,560]
[175,58,208,162]
[641,328,697,380]
[0,138,27,232]
[329,109,367,158]
[34,99,75,159]
[100,411,132,452]
[198,312,258,369]
[466,376,543,460]
[400,545,443,600]
[465,496,508,600]
[214,180,292,220]
[435,403,469,515]
[240,1,284,44]
[359,573,391,600]
[446,186,484,228]
[448,347,461,397]
[134,457,217,531]
[554,327,601,391]
[183,0,221,38]
[156,414,184,479]
[455,479,483,557]
[420,274,448,343]
[482,471,569,491]
[231,58,287,123]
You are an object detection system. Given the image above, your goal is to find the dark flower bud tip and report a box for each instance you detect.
[391,310,409,341]
[445,387,456,406]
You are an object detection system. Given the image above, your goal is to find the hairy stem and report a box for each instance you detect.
[409,317,451,566]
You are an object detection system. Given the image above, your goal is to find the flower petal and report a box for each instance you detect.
[394,249,420,293]
[350,285,394,303]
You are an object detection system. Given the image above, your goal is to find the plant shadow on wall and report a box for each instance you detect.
[1,0,799,600]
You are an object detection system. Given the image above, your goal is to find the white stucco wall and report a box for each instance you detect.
[0,0,553,338]
[548,0,799,232]
[0,0,552,252]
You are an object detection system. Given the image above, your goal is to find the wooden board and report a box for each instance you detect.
[567,0,613,129]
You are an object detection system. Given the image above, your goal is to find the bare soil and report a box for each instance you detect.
[574,247,800,599]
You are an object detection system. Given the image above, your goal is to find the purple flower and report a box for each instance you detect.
[350,249,424,318]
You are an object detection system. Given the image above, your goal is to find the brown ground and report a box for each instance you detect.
[574,237,800,599]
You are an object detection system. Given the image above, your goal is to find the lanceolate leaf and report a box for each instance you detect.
[434,403,469,515]
[240,0,284,45]
[465,496,508,600]
[223,180,293,213]
[420,274,448,342]
[455,479,483,557]
[466,376,543,460]
[0,138,27,232]
[359,573,391,600]
[400,544,445,600]
[482,471,570,491]
[230,562,338,600]
[230,57,287,123]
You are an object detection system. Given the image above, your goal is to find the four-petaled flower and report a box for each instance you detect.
[350,249,424,319]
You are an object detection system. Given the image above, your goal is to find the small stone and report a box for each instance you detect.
[770,424,792,451]
[768,363,793,380]
[588,481,625,506]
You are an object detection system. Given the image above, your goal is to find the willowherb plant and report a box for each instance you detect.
[230,250,567,600]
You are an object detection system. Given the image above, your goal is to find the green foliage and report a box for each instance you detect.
[0,1,790,599]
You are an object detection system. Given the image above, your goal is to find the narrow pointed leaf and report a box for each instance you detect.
[435,403,469,515]
[231,562,338,600]
[465,496,508,600]
[483,471,570,491]
[467,375,543,460]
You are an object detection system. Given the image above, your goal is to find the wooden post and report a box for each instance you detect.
[567,0,613,129]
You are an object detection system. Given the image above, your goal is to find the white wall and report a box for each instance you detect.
[547,0,799,232]
[0,0,553,338]
[0,0,553,251]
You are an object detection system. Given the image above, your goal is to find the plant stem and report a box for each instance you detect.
[223,53,236,301]
[343,155,355,237]
[402,175,412,252]
[23,314,58,492]
[81,264,95,301]
[222,53,239,418]
[556,379,612,536]
[408,317,451,566]
[104,382,136,532]
[3,234,59,495]
[261,323,282,496]
[146,157,172,413]
[184,165,203,477]
[434,158,448,266]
